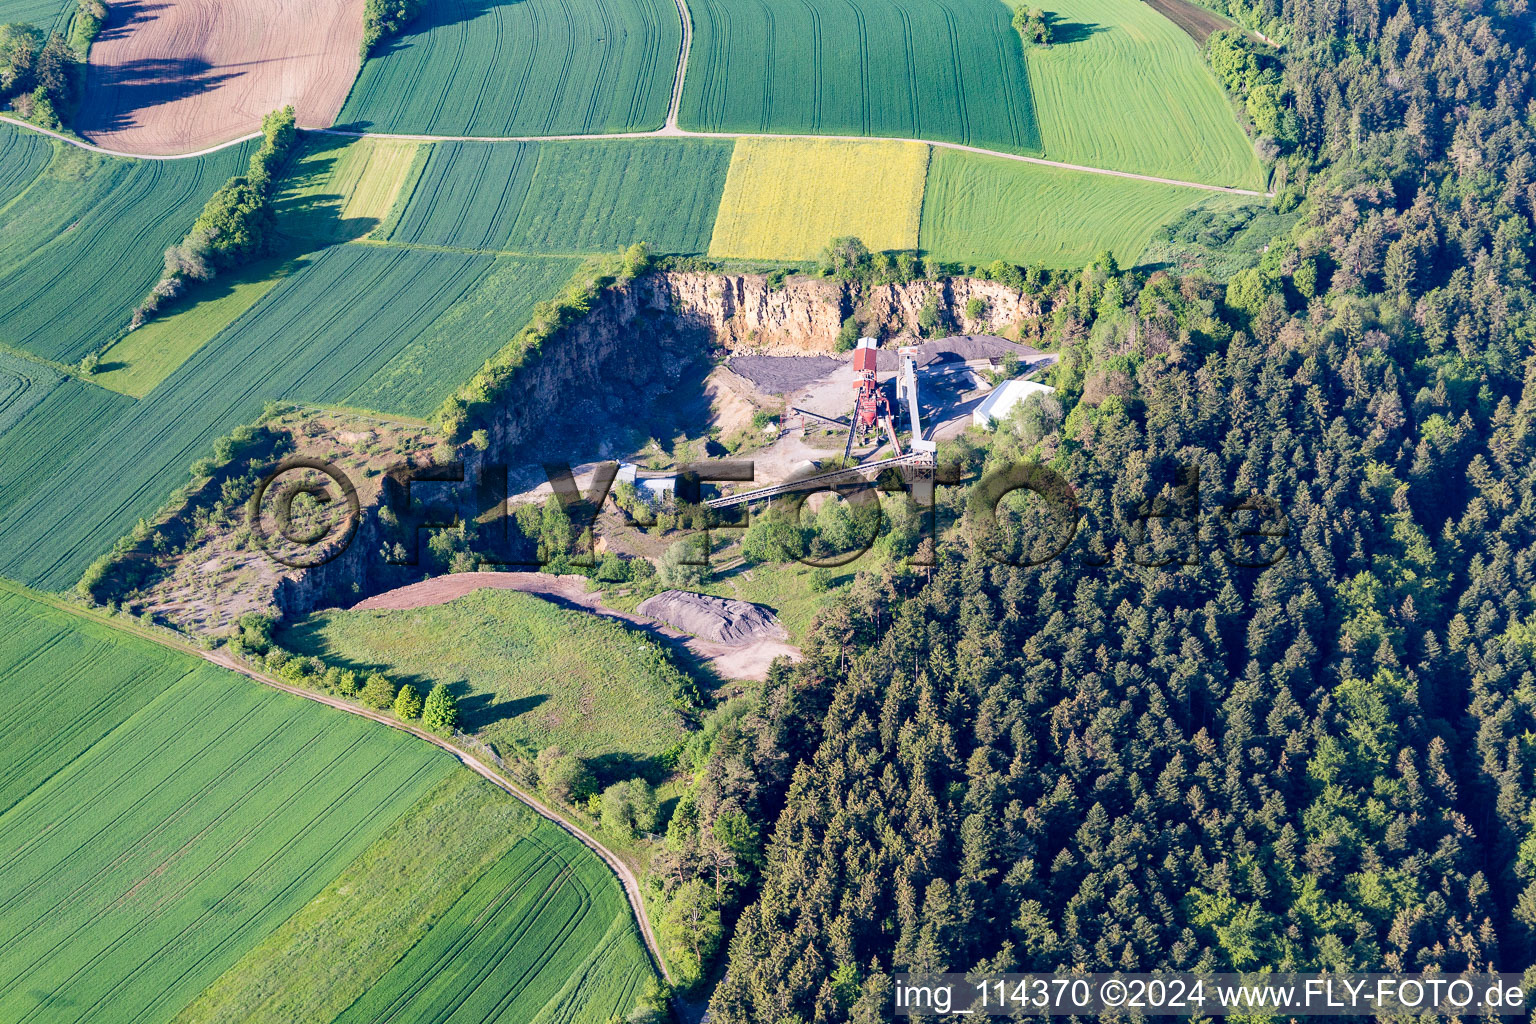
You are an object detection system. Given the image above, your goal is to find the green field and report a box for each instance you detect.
[389,139,733,254]
[918,148,1217,266]
[678,0,1041,154]
[0,0,68,28]
[275,136,425,246]
[92,257,296,398]
[337,0,680,137]
[0,349,62,438]
[0,128,254,364]
[342,254,579,417]
[709,137,928,259]
[0,126,52,207]
[333,828,651,1024]
[1024,0,1264,187]
[0,587,454,1024]
[283,589,692,768]
[0,245,514,588]
[173,770,654,1024]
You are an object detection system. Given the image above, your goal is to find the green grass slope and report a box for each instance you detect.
[388,138,733,254]
[679,0,1041,154]
[283,588,692,771]
[0,586,453,1024]
[337,0,680,137]
[1024,0,1264,187]
[0,244,512,589]
[918,147,1221,267]
[0,129,254,364]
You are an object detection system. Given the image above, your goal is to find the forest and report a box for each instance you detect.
[649,0,1536,1018]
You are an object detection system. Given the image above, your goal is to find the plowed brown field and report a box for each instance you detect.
[76,0,362,155]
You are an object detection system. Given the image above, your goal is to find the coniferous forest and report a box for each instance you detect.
[651,0,1536,1018]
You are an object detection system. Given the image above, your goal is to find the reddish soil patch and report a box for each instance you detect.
[1141,0,1233,42]
[354,572,803,683]
[76,0,363,155]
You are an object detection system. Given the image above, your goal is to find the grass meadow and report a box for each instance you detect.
[679,0,1041,154]
[283,588,692,771]
[0,586,454,1024]
[337,0,680,137]
[918,148,1214,267]
[1024,0,1264,187]
[708,137,929,260]
[388,139,733,255]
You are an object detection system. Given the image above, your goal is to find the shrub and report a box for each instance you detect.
[393,683,423,719]
[965,296,987,322]
[360,672,396,709]
[600,778,660,836]
[421,682,458,732]
[537,746,595,804]
[361,0,422,55]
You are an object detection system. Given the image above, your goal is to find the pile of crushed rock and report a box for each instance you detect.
[637,590,789,646]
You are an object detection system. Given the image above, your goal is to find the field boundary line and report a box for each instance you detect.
[2,111,1273,195]
[0,577,675,992]
[0,114,261,160]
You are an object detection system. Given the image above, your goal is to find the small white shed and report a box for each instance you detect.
[973,378,1056,429]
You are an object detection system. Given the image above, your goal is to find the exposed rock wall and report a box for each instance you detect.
[272,270,1038,619]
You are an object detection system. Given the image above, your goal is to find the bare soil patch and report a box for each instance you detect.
[77,0,363,155]
[1141,0,1232,43]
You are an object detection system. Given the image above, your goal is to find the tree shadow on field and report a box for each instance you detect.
[269,138,382,255]
[588,750,669,788]
[76,56,241,134]
[1044,13,1108,43]
[459,688,548,731]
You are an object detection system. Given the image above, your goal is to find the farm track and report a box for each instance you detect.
[0,580,675,994]
[0,115,1274,197]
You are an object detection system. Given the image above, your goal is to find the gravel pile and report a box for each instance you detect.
[637,590,789,646]
[728,355,843,393]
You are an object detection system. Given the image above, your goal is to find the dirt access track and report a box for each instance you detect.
[75,0,362,155]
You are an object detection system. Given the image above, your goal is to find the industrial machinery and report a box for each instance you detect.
[844,338,904,460]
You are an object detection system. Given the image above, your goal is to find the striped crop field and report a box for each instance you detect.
[92,257,298,399]
[388,139,733,255]
[172,769,655,1024]
[0,585,455,1024]
[918,148,1220,267]
[342,254,579,417]
[708,138,929,260]
[679,0,1041,154]
[1024,0,1265,187]
[0,0,68,29]
[332,828,653,1024]
[0,244,546,589]
[0,126,254,364]
[337,0,680,137]
[0,125,52,207]
[275,136,425,246]
[0,349,62,438]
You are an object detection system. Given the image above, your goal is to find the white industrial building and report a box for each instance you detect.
[972,378,1057,429]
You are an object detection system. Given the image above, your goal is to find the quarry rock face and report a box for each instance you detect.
[636,590,789,646]
[275,270,1038,620]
